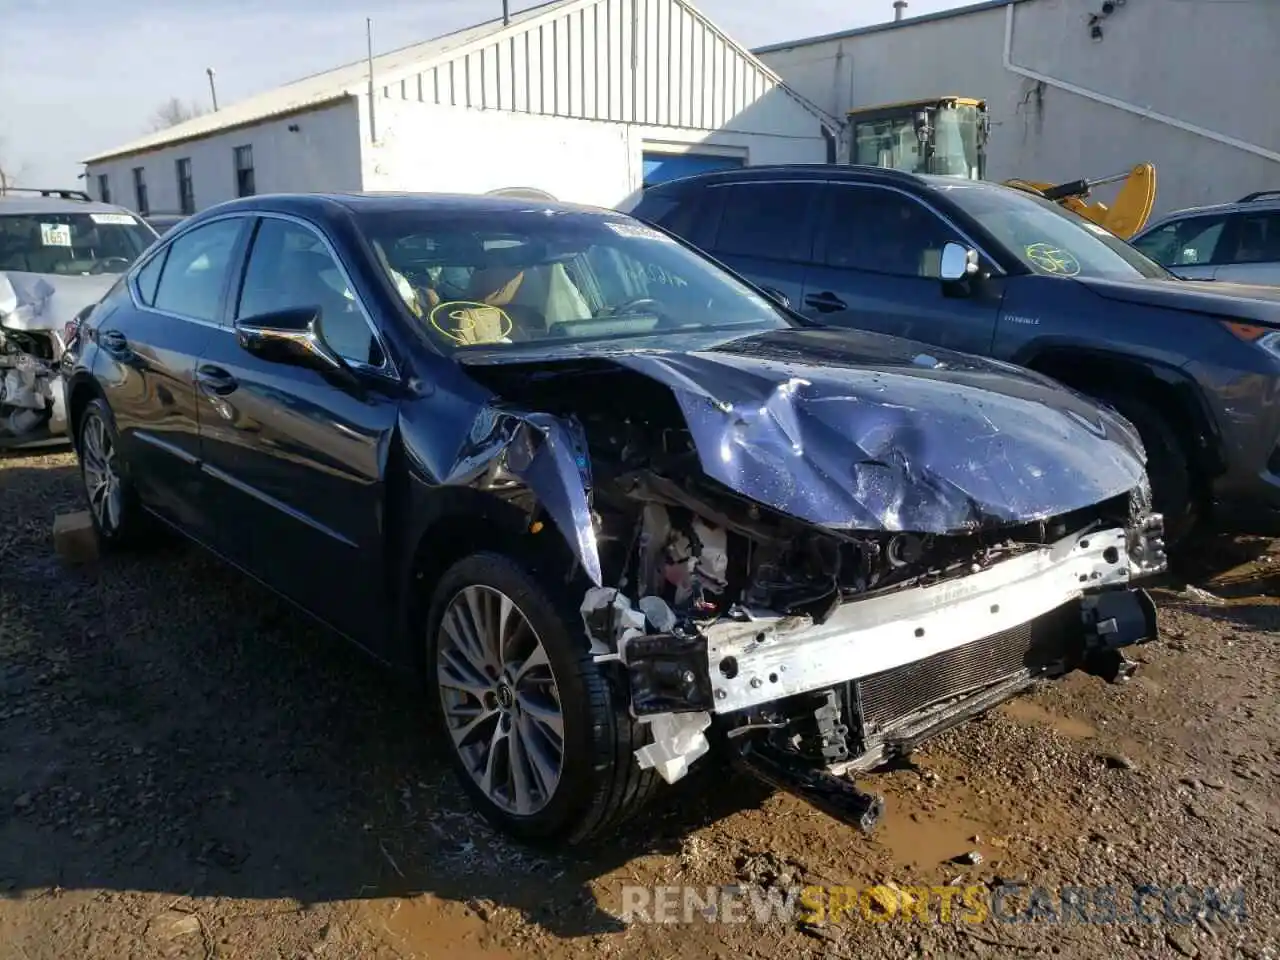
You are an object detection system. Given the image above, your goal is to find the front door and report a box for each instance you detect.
[799,183,1003,356]
[195,214,401,649]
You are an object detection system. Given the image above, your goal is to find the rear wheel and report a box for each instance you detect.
[1094,392,1197,546]
[424,551,659,845]
[77,399,154,549]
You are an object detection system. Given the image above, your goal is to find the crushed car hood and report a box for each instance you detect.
[1081,275,1280,325]
[461,327,1147,534]
[0,270,118,333]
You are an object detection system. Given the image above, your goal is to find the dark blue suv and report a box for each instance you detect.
[628,164,1280,545]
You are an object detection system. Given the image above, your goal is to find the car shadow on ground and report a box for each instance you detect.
[0,459,774,937]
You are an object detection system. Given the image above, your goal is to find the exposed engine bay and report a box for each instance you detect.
[465,348,1168,833]
[0,271,104,448]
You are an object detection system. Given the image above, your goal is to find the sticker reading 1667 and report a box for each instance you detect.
[40,223,73,247]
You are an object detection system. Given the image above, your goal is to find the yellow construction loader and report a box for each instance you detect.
[846,96,1157,239]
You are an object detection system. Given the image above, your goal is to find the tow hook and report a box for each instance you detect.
[1082,587,1158,683]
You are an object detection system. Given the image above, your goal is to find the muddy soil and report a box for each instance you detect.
[1,450,1277,959]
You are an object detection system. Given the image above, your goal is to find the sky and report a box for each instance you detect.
[0,0,968,188]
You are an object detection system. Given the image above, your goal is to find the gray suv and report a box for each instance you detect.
[1131,192,1280,284]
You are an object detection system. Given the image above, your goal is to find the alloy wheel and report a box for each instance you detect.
[81,412,122,535]
[436,585,566,816]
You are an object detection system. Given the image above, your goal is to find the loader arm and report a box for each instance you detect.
[1002,163,1157,239]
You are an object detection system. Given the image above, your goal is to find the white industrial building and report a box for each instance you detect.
[755,0,1280,216]
[83,0,834,215]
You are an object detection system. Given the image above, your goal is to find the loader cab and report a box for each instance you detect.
[849,97,988,180]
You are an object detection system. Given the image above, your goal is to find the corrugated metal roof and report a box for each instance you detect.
[752,0,1029,54]
[82,0,578,164]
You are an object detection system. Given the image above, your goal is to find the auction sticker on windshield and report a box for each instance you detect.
[605,220,676,242]
[40,223,72,246]
[90,213,137,226]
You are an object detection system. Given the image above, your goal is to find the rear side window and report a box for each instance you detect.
[710,182,819,263]
[1132,215,1228,266]
[152,218,244,323]
[134,249,167,306]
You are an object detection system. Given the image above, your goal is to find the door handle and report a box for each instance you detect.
[195,365,238,396]
[803,291,848,313]
[100,329,128,352]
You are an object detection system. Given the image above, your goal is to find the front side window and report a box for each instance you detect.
[237,217,383,366]
[1223,212,1280,264]
[0,211,156,275]
[711,182,818,262]
[234,145,255,198]
[132,167,149,216]
[358,209,792,352]
[1131,215,1229,267]
[821,186,963,278]
[935,181,1171,280]
[151,218,244,322]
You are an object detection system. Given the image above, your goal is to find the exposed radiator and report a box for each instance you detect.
[844,600,1078,738]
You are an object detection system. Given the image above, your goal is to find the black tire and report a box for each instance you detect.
[1094,392,1197,546]
[76,398,155,550]
[424,551,660,846]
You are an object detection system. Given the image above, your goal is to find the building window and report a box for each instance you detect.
[132,167,149,215]
[97,174,111,204]
[176,158,195,215]
[233,145,255,198]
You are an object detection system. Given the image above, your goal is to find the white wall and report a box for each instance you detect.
[84,100,363,215]
[359,95,825,208]
[759,0,1280,215]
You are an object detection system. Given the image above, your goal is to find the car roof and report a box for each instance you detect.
[1139,195,1280,232]
[0,194,136,217]
[196,191,618,221]
[643,163,933,192]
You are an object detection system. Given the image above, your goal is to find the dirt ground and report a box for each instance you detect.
[2,449,1278,960]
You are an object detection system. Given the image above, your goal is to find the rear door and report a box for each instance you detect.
[798,182,1003,355]
[194,213,402,648]
[92,215,249,538]
[699,180,823,310]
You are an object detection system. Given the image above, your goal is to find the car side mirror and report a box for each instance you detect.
[940,242,980,282]
[236,307,351,377]
[760,285,791,309]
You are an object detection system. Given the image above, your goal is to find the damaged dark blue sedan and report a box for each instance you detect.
[61,193,1167,845]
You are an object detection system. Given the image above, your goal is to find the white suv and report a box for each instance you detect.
[1130,191,1280,284]
[0,188,158,448]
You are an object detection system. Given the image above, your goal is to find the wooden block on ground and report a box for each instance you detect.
[53,511,99,565]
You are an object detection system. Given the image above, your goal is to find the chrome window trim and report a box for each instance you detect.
[124,210,400,382]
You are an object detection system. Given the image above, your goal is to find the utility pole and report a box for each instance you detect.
[207,67,219,111]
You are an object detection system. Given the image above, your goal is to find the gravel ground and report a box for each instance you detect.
[1,449,1278,960]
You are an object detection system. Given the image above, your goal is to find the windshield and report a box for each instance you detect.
[358,209,792,350]
[0,212,157,275]
[852,103,984,179]
[932,182,1172,280]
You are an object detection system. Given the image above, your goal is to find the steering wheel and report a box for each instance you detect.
[88,256,132,275]
[600,297,662,317]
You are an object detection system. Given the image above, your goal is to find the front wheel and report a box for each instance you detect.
[424,552,659,845]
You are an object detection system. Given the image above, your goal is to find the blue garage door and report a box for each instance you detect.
[642,152,744,187]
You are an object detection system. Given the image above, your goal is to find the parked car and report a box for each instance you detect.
[63,192,1166,844]
[0,188,158,448]
[626,165,1280,544]
[144,212,189,236]
[1130,191,1280,284]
